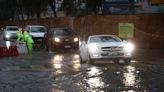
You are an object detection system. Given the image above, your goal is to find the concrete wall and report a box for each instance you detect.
[82,14,164,49]
[0,14,164,49]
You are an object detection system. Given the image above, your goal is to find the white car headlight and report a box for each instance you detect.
[5,34,10,38]
[88,44,99,53]
[74,37,78,42]
[54,37,60,42]
[124,42,134,52]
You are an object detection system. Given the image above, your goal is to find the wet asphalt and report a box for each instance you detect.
[0,31,164,92]
[0,48,164,92]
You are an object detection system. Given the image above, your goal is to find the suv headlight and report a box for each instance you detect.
[88,44,99,53]
[54,37,60,42]
[74,37,78,42]
[124,42,134,52]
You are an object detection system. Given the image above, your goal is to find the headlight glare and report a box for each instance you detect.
[74,37,78,42]
[54,37,60,42]
[88,44,99,53]
[6,34,10,38]
[124,42,134,52]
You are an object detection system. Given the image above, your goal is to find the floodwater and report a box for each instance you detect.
[50,52,164,92]
[0,49,164,92]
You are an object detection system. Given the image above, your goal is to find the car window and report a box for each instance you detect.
[89,36,121,43]
[31,27,45,33]
[6,27,18,31]
[54,29,73,36]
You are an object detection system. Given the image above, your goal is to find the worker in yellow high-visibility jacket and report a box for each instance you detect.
[26,34,34,55]
[16,28,24,42]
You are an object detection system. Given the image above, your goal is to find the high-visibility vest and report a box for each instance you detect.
[27,35,34,44]
[23,31,29,42]
[16,31,23,41]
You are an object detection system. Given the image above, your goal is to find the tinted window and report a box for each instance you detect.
[54,29,73,36]
[89,36,121,43]
[31,27,45,32]
[6,27,18,31]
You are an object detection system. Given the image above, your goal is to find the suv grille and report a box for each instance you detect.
[101,46,123,51]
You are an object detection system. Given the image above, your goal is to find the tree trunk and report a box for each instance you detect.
[50,0,57,17]
[20,6,24,20]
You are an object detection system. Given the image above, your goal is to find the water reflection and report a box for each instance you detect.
[86,67,104,92]
[72,54,81,71]
[73,54,79,59]
[52,55,64,74]
[87,67,102,76]
[6,41,11,48]
[52,54,81,73]
[124,90,136,92]
[123,65,139,87]
[73,63,81,71]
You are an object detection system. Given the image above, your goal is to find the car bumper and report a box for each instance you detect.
[33,37,44,44]
[4,34,17,40]
[89,51,132,60]
[53,42,79,49]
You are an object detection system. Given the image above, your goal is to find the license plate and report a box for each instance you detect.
[65,39,69,41]
[108,52,118,55]
[64,45,71,48]
[37,39,42,41]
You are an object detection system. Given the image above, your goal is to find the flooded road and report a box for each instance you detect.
[0,50,164,92]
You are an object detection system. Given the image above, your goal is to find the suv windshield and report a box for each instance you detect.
[31,27,45,32]
[89,36,122,43]
[6,27,18,31]
[55,29,73,36]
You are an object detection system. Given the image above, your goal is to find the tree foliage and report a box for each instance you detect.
[0,0,103,20]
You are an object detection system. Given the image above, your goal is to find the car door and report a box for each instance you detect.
[28,26,46,38]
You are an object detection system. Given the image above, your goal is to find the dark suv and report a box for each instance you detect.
[44,27,79,51]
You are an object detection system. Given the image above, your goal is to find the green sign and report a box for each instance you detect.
[118,23,134,38]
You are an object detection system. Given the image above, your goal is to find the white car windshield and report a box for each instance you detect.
[89,36,122,43]
[6,27,18,31]
[31,27,45,32]
[54,29,73,36]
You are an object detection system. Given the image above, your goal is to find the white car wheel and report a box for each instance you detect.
[124,58,131,64]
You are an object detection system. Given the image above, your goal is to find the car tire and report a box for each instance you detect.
[87,55,95,64]
[124,58,131,64]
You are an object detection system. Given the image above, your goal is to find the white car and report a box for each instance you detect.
[79,35,134,64]
[25,25,46,43]
[2,25,19,41]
